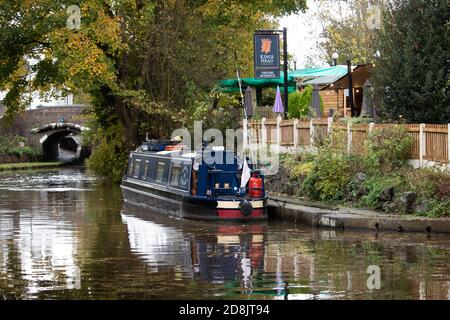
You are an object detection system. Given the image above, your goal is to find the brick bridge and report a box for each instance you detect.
[0,105,90,161]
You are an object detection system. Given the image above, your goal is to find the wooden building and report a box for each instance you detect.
[296,64,373,117]
[218,64,373,119]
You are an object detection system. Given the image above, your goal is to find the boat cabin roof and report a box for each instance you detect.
[127,143,245,198]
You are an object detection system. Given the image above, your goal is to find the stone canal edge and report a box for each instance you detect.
[268,195,450,234]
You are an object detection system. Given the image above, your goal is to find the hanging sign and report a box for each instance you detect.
[254,33,280,79]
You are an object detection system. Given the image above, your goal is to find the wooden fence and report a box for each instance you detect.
[244,117,450,164]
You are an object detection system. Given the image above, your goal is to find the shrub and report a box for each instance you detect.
[0,134,42,161]
[359,175,402,209]
[298,130,357,202]
[287,85,324,119]
[265,126,448,219]
[86,124,129,182]
[291,162,314,179]
[0,134,27,153]
[401,167,448,198]
[366,126,413,172]
[302,150,352,202]
[401,167,450,217]
[420,199,450,218]
[265,152,318,197]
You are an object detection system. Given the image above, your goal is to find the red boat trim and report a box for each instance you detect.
[217,209,264,219]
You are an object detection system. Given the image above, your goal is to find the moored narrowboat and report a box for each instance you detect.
[120,140,268,221]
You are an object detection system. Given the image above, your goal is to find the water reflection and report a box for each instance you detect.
[122,205,265,294]
[16,216,78,294]
[122,213,194,274]
[0,168,449,300]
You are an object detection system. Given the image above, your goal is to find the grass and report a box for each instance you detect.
[0,162,65,171]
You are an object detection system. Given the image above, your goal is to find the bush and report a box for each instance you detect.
[366,126,413,172]
[86,124,129,182]
[402,168,448,198]
[401,167,450,217]
[0,134,42,161]
[291,162,314,179]
[420,199,450,218]
[273,131,356,202]
[359,175,402,209]
[287,85,324,119]
[264,125,448,218]
[265,153,300,196]
[302,147,352,202]
[265,152,316,197]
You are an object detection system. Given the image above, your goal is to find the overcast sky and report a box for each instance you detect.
[278,0,325,68]
[278,0,352,68]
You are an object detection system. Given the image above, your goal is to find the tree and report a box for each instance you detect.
[373,0,450,123]
[0,0,307,180]
[312,0,382,65]
[0,0,123,124]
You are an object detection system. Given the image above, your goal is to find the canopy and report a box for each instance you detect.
[299,75,344,86]
[327,64,373,89]
[218,66,349,92]
[290,65,348,79]
[218,71,295,89]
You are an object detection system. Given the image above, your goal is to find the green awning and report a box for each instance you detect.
[290,65,348,79]
[218,71,295,88]
[218,66,349,92]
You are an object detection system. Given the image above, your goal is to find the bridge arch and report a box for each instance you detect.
[31,123,90,162]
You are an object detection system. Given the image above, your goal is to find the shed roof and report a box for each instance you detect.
[291,65,348,79]
[327,64,374,89]
[298,75,345,86]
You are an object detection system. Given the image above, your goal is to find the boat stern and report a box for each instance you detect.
[216,198,268,220]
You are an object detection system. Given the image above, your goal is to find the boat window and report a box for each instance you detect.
[128,159,133,177]
[133,159,141,178]
[156,162,165,183]
[142,160,149,180]
[170,164,181,187]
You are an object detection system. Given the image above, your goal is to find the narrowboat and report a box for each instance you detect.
[120,140,268,221]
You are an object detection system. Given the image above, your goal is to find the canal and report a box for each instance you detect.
[0,167,449,300]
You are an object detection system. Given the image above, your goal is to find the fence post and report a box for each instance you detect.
[448,123,450,163]
[327,117,333,135]
[243,118,248,151]
[276,116,282,148]
[261,117,267,148]
[368,122,375,133]
[347,121,352,154]
[293,118,299,149]
[419,123,426,166]
[309,119,314,147]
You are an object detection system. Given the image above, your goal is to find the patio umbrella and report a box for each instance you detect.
[244,86,253,118]
[310,84,322,118]
[360,79,375,117]
[273,86,284,114]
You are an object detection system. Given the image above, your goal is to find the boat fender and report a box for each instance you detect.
[239,200,253,216]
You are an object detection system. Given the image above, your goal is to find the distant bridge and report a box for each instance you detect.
[0,105,90,161]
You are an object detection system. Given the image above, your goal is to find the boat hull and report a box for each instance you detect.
[121,180,268,222]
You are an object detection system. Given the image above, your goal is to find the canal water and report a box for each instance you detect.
[0,167,449,300]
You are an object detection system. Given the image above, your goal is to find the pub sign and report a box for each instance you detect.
[254,33,280,79]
